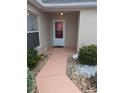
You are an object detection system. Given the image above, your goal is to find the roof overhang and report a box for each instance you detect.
[28,0,97,11]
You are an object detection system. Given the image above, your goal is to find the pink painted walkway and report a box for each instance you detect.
[36,48,81,93]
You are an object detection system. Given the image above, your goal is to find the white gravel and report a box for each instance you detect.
[76,64,97,78]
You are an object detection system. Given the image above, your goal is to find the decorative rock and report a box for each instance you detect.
[72,53,78,60]
[30,55,49,93]
[66,55,97,93]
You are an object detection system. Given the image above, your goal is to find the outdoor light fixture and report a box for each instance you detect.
[60,12,63,16]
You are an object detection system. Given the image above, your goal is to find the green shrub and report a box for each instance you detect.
[27,48,40,69]
[39,54,45,60]
[78,44,97,65]
[27,68,35,93]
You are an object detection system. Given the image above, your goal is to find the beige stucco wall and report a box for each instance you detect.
[78,8,97,50]
[27,3,50,53]
[49,12,78,47]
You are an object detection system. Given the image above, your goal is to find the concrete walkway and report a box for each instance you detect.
[36,48,81,93]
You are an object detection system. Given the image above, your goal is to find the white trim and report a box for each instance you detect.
[28,0,97,11]
[27,31,39,33]
[37,0,96,7]
[27,10,39,16]
[53,20,65,46]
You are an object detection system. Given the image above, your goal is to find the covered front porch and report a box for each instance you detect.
[28,1,97,54]
[27,2,80,53]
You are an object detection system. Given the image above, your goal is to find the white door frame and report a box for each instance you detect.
[53,20,65,46]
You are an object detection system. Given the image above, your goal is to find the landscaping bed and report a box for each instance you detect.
[27,48,50,93]
[66,55,97,93]
[33,55,49,76]
[33,55,49,93]
[28,55,49,93]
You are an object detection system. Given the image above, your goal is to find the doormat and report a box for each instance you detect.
[54,46,64,48]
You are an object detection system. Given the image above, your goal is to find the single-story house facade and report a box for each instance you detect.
[27,0,97,53]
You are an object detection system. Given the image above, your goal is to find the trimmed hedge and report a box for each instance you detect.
[78,44,97,65]
[27,48,40,69]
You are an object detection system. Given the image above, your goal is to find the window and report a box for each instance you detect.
[27,12,39,48]
[55,21,63,38]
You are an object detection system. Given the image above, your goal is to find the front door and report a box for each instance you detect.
[53,20,65,46]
